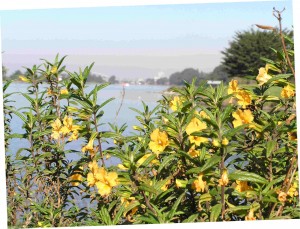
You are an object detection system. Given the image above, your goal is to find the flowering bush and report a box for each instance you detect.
[3,15,299,228]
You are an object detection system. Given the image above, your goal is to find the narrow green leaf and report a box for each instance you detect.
[229,171,268,184]
[266,140,277,158]
[167,192,185,220]
[210,203,222,222]
[157,155,176,173]
[182,214,199,223]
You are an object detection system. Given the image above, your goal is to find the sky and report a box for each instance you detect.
[0,0,294,79]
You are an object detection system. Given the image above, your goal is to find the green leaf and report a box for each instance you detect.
[224,125,247,138]
[266,140,277,158]
[227,205,251,213]
[167,192,185,220]
[157,154,176,173]
[182,214,198,223]
[10,109,27,123]
[198,106,218,128]
[136,154,157,168]
[229,171,268,184]
[210,203,222,222]
[262,175,285,194]
[99,97,115,109]
[139,183,158,194]
[266,74,293,85]
[187,155,221,174]
[112,204,125,225]
[99,207,112,225]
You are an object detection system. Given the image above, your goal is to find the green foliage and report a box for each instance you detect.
[3,18,299,228]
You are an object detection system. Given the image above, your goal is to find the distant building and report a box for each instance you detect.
[207,80,221,85]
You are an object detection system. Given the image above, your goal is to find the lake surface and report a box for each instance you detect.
[5,83,169,165]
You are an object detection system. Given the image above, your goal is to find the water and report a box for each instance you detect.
[5,83,169,164]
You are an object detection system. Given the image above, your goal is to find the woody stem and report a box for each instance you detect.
[273,8,295,76]
[220,152,225,220]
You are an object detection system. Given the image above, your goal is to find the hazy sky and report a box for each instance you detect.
[0,0,294,79]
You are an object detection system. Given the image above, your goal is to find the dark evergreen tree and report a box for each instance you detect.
[222,28,292,77]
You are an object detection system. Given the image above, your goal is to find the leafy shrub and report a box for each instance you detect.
[3,10,299,227]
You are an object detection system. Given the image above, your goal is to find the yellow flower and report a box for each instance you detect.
[161,179,171,191]
[87,161,118,197]
[218,169,229,186]
[148,129,169,154]
[186,118,207,135]
[221,138,229,146]
[169,96,183,111]
[188,136,209,146]
[51,118,62,140]
[61,116,80,135]
[47,88,54,95]
[236,90,252,108]
[199,110,210,120]
[288,132,297,141]
[278,191,287,202]
[87,172,96,187]
[95,167,118,197]
[82,139,95,156]
[88,160,98,173]
[287,182,299,198]
[51,66,58,74]
[70,173,82,186]
[235,180,252,192]
[60,88,69,95]
[256,65,272,86]
[228,79,239,94]
[69,130,79,141]
[19,75,30,83]
[188,146,200,158]
[121,197,138,218]
[192,173,206,192]
[245,208,256,221]
[232,109,254,128]
[162,117,169,124]
[281,85,295,98]
[212,139,221,147]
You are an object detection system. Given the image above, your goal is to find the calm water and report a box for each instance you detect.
[5,83,169,165]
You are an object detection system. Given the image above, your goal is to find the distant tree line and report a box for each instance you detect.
[2,68,120,85]
[3,28,292,85]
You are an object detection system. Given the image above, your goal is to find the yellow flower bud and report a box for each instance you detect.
[51,66,58,74]
[19,75,30,83]
[278,191,287,202]
[245,208,256,221]
[117,164,129,170]
[176,179,187,188]
[60,88,69,95]
[212,139,221,147]
[221,138,229,146]
[218,169,229,186]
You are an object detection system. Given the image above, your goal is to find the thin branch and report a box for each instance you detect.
[273,7,295,76]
